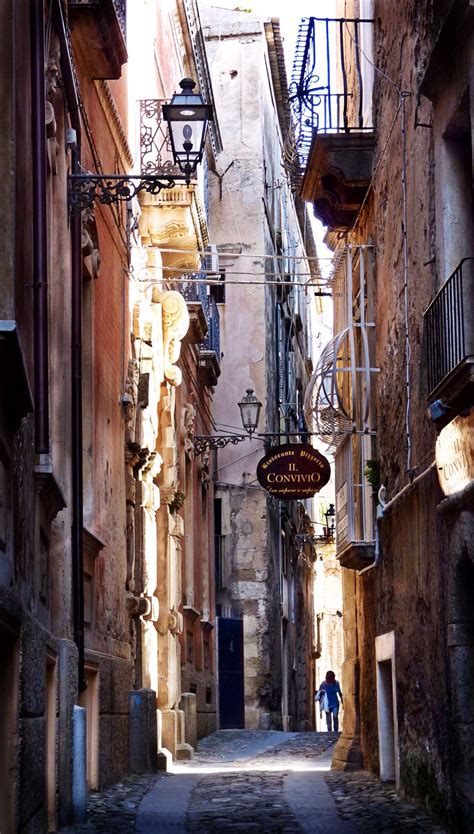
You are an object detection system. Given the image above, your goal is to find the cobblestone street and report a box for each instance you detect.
[63,731,447,833]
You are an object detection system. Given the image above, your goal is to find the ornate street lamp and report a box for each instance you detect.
[162,78,214,185]
[194,388,262,455]
[68,77,213,214]
[324,503,336,539]
[238,389,262,437]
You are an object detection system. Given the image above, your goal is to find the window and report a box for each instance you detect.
[210,270,226,304]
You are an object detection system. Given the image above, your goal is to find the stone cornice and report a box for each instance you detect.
[94,79,134,168]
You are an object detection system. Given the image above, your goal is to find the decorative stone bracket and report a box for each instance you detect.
[159,291,190,387]
[126,593,159,621]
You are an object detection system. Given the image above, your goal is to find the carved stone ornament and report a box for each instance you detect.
[160,291,189,386]
[81,207,101,279]
[126,593,150,618]
[200,449,210,489]
[122,359,140,448]
[45,32,60,174]
[181,402,196,457]
[168,607,184,635]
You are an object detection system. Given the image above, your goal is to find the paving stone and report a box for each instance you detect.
[60,731,448,833]
[325,770,447,833]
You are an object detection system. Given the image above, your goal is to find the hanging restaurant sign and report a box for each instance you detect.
[256,443,331,501]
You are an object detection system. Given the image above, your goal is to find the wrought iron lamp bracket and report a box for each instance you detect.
[68,173,188,215]
[193,431,323,456]
[193,435,249,456]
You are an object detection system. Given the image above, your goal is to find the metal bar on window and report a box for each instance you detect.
[354,19,364,129]
[339,19,349,132]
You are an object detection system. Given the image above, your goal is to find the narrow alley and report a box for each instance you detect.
[65,731,446,834]
[1,1,473,833]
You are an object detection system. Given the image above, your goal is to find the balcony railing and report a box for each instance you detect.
[112,0,126,41]
[178,273,221,385]
[199,293,220,361]
[290,16,374,167]
[179,273,208,306]
[139,99,189,178]
[424,258,474,401]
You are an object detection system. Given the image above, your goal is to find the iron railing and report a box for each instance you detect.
[112,0,126,41]
[290,17,374,167]
[178,273,221,361]
[200,294,220,359]
[424,258,473,396]
[139,100,183,177]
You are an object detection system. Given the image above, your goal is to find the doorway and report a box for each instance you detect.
[77,665,99,790]
[449,553,474,819]
[217,617,244,728]
[375,631,399,785]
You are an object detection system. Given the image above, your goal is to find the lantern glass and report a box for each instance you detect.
[238,389,262,435]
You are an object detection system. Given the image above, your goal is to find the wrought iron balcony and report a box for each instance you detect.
[291,17,375,231]
[290,16,374,157]
[178,274,221,386]
[69,0,127,79]
[198,291,221,387]
[424,258,474,414]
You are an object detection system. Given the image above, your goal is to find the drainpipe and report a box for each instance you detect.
[357,512,380,577]
[357,461,437,577]
[54,0,86,693]
[31,0,49,453]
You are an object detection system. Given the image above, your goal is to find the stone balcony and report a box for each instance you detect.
[301,132,375,232]
[138,185,208,279]
[69,0,127,80]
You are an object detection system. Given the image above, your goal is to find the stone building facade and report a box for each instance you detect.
[202,6,318,732]
[296,0,473,829]
[126,0,222,759]
[0,1,221,830]
[0,1,132,830]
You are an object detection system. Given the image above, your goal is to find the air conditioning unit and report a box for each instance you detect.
[205,244,219,275]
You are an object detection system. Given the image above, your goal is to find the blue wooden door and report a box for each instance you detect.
[218,617,244,728]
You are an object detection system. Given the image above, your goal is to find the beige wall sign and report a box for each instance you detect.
[436,408,474,496]
[256,443,331,501]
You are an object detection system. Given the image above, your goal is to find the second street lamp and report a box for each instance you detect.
[194,388,262,455]
[238,389,262,437]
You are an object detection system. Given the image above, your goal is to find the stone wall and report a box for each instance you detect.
[329,0,473,825]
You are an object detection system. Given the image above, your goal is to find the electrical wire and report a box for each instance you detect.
[151,245,333,262]
[343,19,402,96]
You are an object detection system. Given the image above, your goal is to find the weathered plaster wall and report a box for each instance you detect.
[203,7,276,729]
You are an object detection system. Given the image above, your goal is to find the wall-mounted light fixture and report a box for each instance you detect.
[194,388,262,455]
[324,503,336,539]
[162,78,213,185]
[194,388,322,455]
[68,78,213,213]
